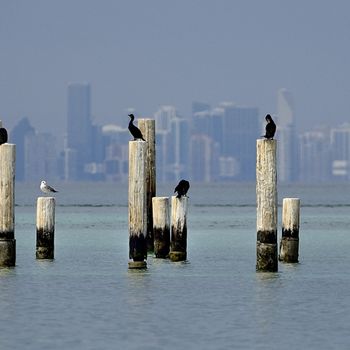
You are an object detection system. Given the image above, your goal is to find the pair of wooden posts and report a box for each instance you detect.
[128,119,188,269]
[256,139,300,272]
[0,123,55,267]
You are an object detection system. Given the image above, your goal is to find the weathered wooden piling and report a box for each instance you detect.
[152,197,170,258]
[279,198,300,263]
[0,144,16,266]
[138,119,156,251]
[128,140,147,269]
[170,196,188,262]
[36,197,55,259]
[256,139,278,272]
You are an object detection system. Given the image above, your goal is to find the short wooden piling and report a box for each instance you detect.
[256,139,278,272]
[152,197,170,258]
[128,141,147,269]
[279,198,300,263]
[36,197,55,259]
[138,119,156,251]
[170,196,188,262]
[0,144,16,266]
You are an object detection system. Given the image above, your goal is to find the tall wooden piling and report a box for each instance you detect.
[0,144,16,266]
[152,197,170,258]
[138,119,156,251]
[170,196,188,262]
[128,140,147,269]
[36,197,55,259]
[279,198,300,263]
[256,139,278,272]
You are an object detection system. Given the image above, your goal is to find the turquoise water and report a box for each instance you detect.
[1,182,350,349]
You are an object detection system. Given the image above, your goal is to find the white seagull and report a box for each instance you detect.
[40,180,58,194]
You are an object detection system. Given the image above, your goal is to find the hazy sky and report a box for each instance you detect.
[1,0,350,138]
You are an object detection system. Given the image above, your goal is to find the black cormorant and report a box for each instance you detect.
[0,127,8,145]
[263,114,276,139]
[128,114,145,141]
[174,179,190,198]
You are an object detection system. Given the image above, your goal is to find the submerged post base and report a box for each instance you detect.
[279,238,299,263]
[256,242,278,272]
[169,251,186,262]
[128,261,147,269]
[36,246,54,260]
[0,239,16,267]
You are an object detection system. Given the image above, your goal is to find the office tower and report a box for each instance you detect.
[221,102,259,180]
[276,88,298,182]
[299,130,331,182]
[66,83,93,179]
[168,117,190,181]
[190,134,215,182]
[154,105,177,133]
[102,124,130,182]
[330,123,350,180]
[24,132,57,181]
[210,108,224,153]
[10,117,35,181]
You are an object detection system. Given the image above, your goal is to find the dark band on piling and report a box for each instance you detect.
[257,230,277,244]
[129,234,147,261]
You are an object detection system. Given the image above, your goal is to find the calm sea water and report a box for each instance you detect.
[1,182,350,350]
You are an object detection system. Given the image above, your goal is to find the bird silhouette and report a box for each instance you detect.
[128,114,145,141]
[174,179,190,198]
[262,114,276,139]
[0,127,8,145]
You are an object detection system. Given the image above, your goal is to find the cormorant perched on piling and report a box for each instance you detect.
[262,114,276,140]
[174,179,190,198]
[0,127,8,145]
[128,114,145,141]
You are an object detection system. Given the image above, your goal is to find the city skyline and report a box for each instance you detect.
[7,82,350,184]
[2,1,350,136]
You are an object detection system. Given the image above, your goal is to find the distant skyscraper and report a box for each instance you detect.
[190,135,214,182]
[192,101,211,116]
[10,117,35,181]
[154,105,177,133]
[168,117,190,181]
[221,103,259,180]
[276,88,298,183]
[25,132,57,181]
[66,82,93,179]
[299,130,331,182]
[330,123,350,180]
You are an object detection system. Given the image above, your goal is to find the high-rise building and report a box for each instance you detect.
[10,117,35,181]
[276,88,298,182]
[221,103,259,180]
[168,117,190,181]
[66,83,93,179]
[24,132,57,181]
[190,135,214,182]
[330,123,350,180]
[154,105,177,133]
[299,130,331,182]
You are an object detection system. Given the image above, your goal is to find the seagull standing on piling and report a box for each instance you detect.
[128,114,146,141]
[40,181,58,194]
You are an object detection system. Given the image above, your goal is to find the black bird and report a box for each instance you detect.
[174,179,190,199]
[128,114,145,141]
[262,114,276,139]
[0,127,8,145]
